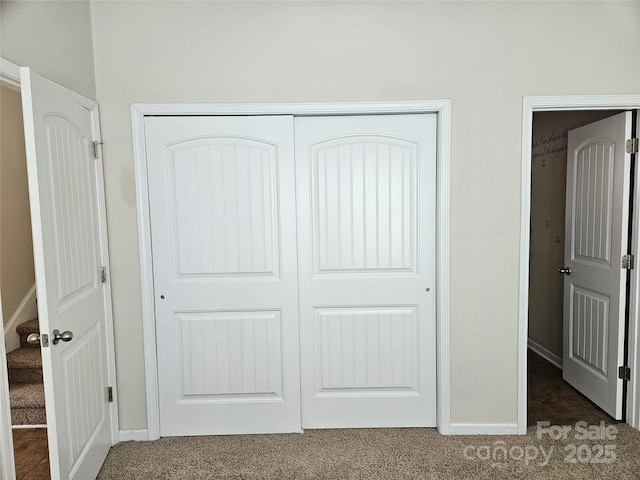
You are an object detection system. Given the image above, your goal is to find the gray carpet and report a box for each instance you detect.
[98,425,640,479]
[9,382,46,425]
[7,323,46,426]
[6,348,43,384]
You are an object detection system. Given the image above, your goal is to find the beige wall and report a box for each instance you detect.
[0,86,34,326]
[90,1,640,430]
[0,0,637,433]
[528,111,622,360]
[0,0,97,100]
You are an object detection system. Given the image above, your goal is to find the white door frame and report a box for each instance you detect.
[131,100,452,439]
[0,58,120,476]
[0,55,21,480]
[519,95,640,434]
[0,318,14,480]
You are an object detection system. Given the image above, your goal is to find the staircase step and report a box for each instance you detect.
[16,318,40,349]
[10,383,46,425]
[15,318,39,336]
[9,382,45,409]
[7,348,43,384]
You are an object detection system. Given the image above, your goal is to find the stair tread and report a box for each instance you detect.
[7,348,42,370]
[15,318,39,336]
[11,408,46,426]
[9,382,45,409]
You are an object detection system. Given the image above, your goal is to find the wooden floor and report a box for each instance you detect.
[528,349,616,426]
[12,428,49,480]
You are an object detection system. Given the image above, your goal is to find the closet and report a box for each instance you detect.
[144,114,437,436]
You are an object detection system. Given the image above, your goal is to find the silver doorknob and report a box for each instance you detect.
[26,333,40,345]
[52,329,74,345]
[559,267,572,275]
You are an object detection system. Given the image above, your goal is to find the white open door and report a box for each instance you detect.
[562,111,633,420]
[295,114,437,428]
[20,68,115,479]
[145,116,301,436]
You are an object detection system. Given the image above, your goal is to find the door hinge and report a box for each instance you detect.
[622,254,635,270]
[92,141,103,160]
[619,366,631,381]
[99,267,107,283]
[627,138,639,154]
[107,386,113,403]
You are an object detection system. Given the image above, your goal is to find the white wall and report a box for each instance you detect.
[90,1,640,430]
[0,0,97,100]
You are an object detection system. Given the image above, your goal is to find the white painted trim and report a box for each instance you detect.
[131,100,452,438]
[0,57,19,480]
[435,103,452,435]
[0,295,16,480]
[528,339,562,370]
[11,424,46,429]
[3,283,37,353]
[449,423,519,435]
[627,111,640,431]
[131,100,453,117]
[118,429,149,442]
[522,95,640,111]
[518,98,534,435]
[131,106,160,441]
[519,95,640,435]
[0,58,21,90]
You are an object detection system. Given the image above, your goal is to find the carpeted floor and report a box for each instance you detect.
[98,425,640,479]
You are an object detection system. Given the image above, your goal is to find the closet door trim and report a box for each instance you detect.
[131,100,452,439]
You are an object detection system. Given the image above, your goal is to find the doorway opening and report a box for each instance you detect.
[1,81,50,478]
[519,95,640,434]
[527,109,624,427]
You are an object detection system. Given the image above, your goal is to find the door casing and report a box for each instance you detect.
[0,56,20,480]
[131,100,452,438]
[520,95,640,434]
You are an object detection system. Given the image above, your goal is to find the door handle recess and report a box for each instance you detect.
[52,329,74,345]
[559,267,572,276]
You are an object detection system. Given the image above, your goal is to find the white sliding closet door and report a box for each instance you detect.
[145,116,301,436]
[295,114,437,428]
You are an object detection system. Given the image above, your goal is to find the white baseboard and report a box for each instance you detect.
[528,338,563,369]
[3,284,37,353]
[123,424,521,438]
[449,423,519,435]
[119,429,149,442]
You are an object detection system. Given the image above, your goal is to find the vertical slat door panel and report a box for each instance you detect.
[145,116,301,436]
[20,68,113,480]
[563,112,632,419]
[148,113,437,433]
[296,114,437,428]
